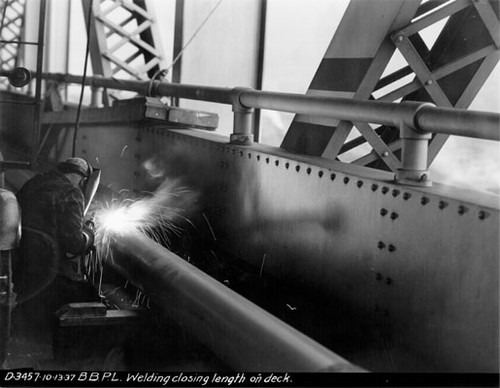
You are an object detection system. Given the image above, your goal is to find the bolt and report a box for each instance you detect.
[307,168,312,175]
[371,184,378,191]
[403,193,411,201]
[381,187,389,194]
[357,180,364,188]
[376,273,383,281]
[386,277,393,285]
[285,162,290,169]
[439,201,448,210]
[377,241,386,249]
[392,189,400,197]
[390,212,399,220]
[421,197,430,205]
[458,205,468,215]
[420,173,428,181]
[478,210,489,220]
[344,177,350,184]
[330,173,336,181]
[388,244,396,252]
[380,208,388,216]
[318,171,324,178]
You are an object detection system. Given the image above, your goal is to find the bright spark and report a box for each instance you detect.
[90,178,198,263]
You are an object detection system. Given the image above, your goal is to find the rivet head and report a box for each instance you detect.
[425,79,433,86]
[478,210,489,220]
[382,151,389,157]
[395,35,404,42]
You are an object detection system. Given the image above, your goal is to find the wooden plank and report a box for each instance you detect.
[58,309,144,327]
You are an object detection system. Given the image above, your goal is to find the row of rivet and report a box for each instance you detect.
[152,137,493,222]
[239,150,493,221]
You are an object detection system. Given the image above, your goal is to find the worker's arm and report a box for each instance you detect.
[56,187,90,255]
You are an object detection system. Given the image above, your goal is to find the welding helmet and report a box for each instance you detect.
[57,157,92,178]
[57,158,101,216]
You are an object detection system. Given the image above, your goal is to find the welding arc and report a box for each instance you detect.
[72,0,93,157]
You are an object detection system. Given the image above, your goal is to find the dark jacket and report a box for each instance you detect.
[14,170,88,299]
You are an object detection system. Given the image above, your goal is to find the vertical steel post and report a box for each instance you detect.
[230,87,254,145]
[395,124,433,187]
[253,0,267,143]
[172,0,184,107]
[31,0,47,169]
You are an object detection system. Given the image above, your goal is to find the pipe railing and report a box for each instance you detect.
[3,70,500,186]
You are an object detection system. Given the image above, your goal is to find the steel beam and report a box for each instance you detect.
[110,229,364,372]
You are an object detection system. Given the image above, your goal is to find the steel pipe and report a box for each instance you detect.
[110,229,363,372]
[415,105,500,141]
[14,72,500,141]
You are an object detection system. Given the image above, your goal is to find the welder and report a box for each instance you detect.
[12,157,99,332]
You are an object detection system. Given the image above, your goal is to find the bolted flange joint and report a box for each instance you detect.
[230,87,254,145]
[395,102,435,187]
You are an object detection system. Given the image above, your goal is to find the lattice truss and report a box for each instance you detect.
[284,0,500,171]
[0,0,26,88]
[83,0,166,104]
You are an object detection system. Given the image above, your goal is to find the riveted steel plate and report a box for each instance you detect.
[73,123,500,372]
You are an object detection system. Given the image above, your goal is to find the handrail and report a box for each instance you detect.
[3,70,499,186]
[35,71,499,141]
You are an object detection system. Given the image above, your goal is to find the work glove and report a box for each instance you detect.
[82,224,95,252]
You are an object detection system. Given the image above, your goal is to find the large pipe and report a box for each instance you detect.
[110,229,364,372]
[31,72,499,141]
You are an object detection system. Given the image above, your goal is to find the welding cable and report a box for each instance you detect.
[147,0,224,97]
[72,0,93,157]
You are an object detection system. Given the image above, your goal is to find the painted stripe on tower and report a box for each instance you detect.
[310,58,373,92]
